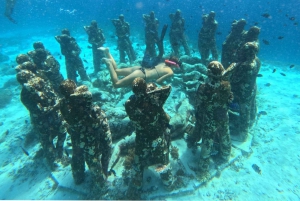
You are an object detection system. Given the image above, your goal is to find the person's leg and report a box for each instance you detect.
[197,132,213,182]
[99,47,140,76]
[202,47,210,65]
[102,58,144,88]
[102,58,118,85]
[99,47,117,69]
[217,123,231,163]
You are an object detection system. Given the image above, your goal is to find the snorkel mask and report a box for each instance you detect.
[165,59,181,68]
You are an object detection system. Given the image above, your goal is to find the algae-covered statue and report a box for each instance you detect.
[125,78,174,199]
[55,29,90,83]
[16,68,67,169]
[221,19,247,69]
[229,42,260,142]
[59,80,112,186]
[111,14,136,64]
[27,41,64,95]
[192,61,233,182]
[198,11,218,65]
[169,9,190,57]
[222,19,260,69]
[143,11,160,57]
[84,20,106,74]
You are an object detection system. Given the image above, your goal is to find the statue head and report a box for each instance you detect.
[175,9,181,18]
[207,61,225,80]
[16,54,31,65]
[33,41,45,50]
[60,79,77,97]
[61,28,70,36]
[16,69,35,85]
[119,14,125,21]
[238,42,259,61]
[91,20,98,28]
[150,11,155,19]
[132,77,147,97]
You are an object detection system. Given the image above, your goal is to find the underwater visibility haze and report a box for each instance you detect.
[0,0,299,200]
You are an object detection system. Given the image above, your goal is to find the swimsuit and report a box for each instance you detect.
[139,66,160,81]
[139,67,147,80]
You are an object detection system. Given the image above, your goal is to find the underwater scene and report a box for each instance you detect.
[0,0,299,200]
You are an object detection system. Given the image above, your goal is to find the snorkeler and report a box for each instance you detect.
[4,0,17,24]
[101,24,179,88]
[101,48,179,88]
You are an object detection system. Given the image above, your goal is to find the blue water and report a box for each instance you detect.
[1,0,299,64]
[0,0,300,63]
[1,0,300,200]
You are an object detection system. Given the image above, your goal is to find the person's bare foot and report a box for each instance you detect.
[101,58,111,64]
[98,47,109,55]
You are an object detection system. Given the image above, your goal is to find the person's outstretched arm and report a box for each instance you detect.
[156,72,173,84]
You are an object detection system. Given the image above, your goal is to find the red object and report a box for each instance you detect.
[165,59,179,68]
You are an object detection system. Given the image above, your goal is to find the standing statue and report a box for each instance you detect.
[16,68,67,169]
[198,11,218,65]
[125,78,174,199]
[55,29,90,83]
[84,20,106,74]
[59,80,112,185]
[111,14,136,64]
[169,9,190,57]
[192,61,233,182]
[143,11,160,57]
[229,42,261,142]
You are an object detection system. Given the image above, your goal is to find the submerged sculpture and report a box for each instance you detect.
[59,80,112,185]
[125,78,174,199]
[192,61,233,181]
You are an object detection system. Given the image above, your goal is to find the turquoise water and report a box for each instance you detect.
[0,0,300,200]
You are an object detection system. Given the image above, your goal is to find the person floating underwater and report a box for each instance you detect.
[101,24,182,88]
[5,0,17,24]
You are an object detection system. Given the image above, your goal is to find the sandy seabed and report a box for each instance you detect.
[0,32,299,200]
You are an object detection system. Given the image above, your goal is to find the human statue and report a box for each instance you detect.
[169,9,190,57]
[16,68,67,169]
[27,41,64,95]
[143,11,160,57]
[55,29,90,83]
[192,61,233,182]
[222,19,260,69]
[198,11,218,65]
[84,20,106,74]
[111,14,136,64]
[228,42,261,142]
[59,80,112,185]
[125,77,174,199]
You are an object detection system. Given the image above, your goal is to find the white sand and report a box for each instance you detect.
[0,32,299,200]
